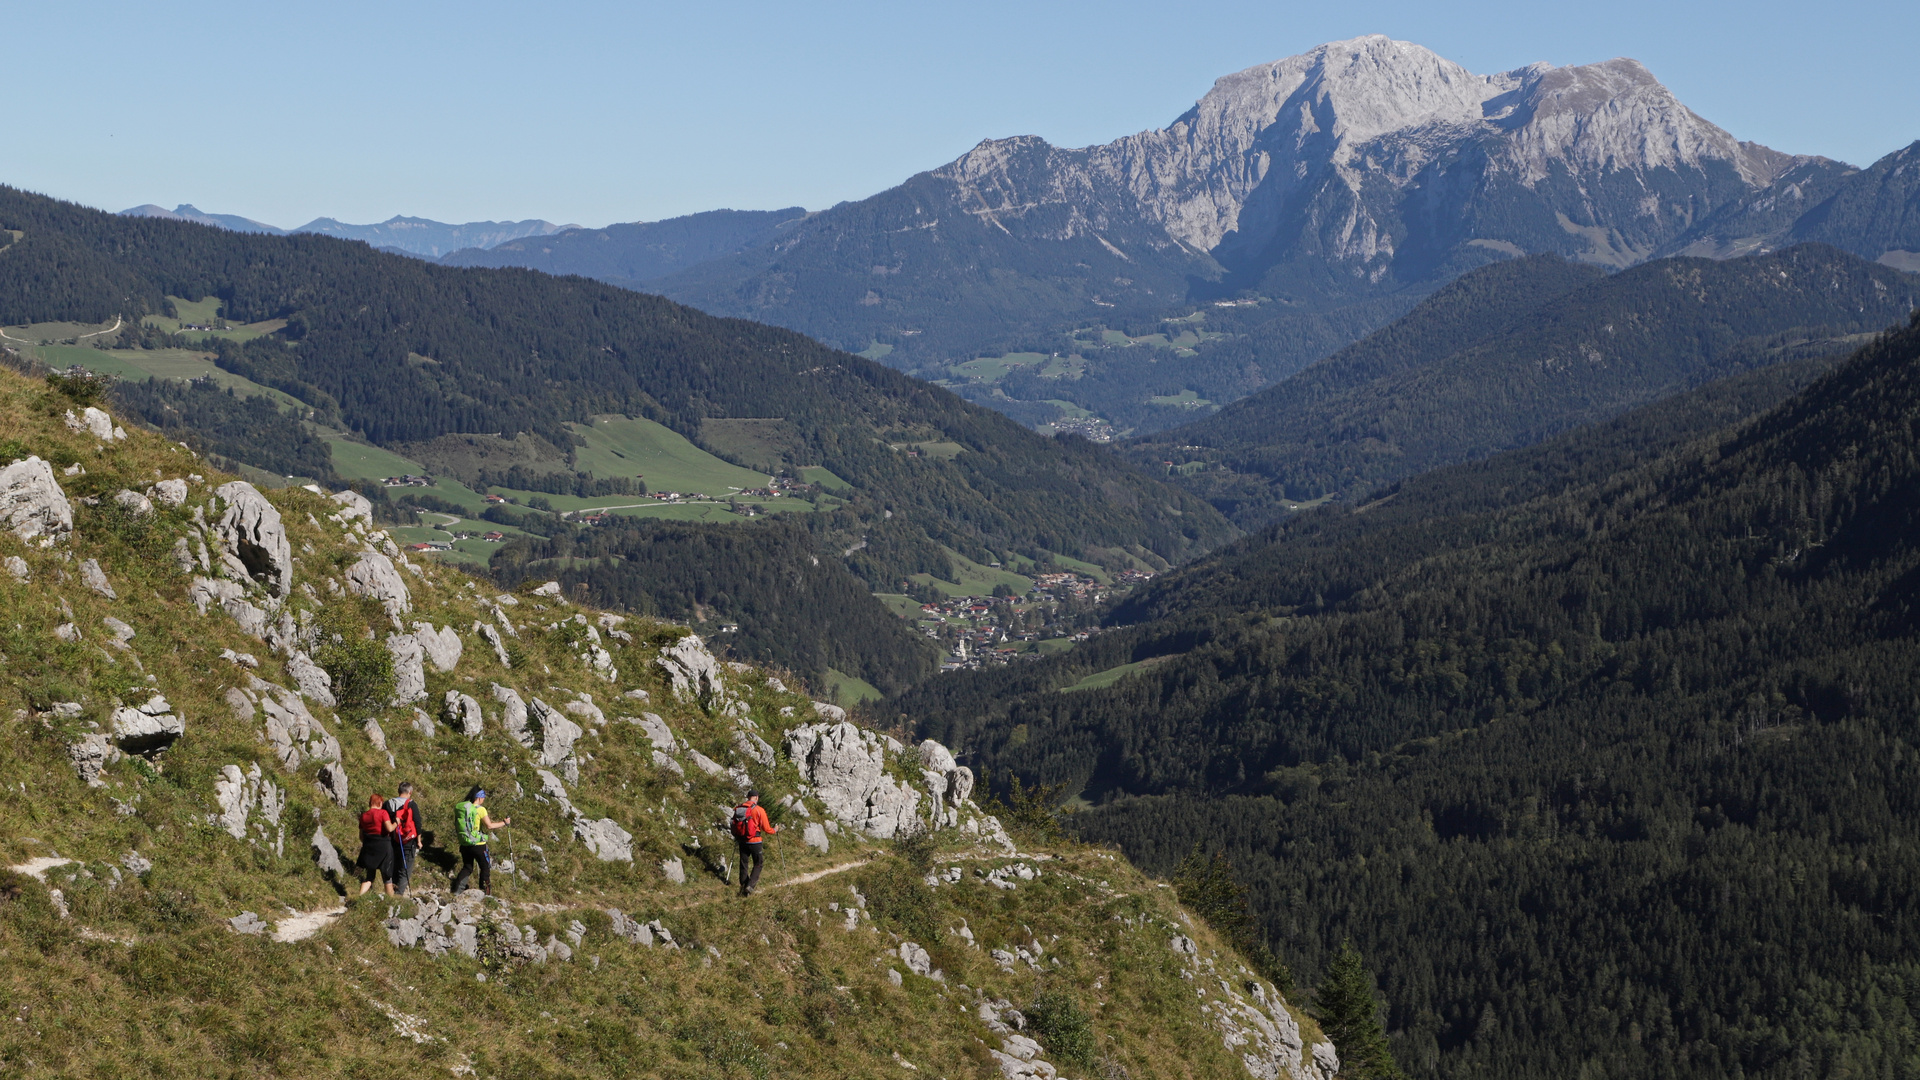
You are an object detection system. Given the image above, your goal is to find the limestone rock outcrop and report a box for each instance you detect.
[344,551,410,616]
[444,691,484,737]
[783,721,921,838]
[657,634,724,702]
[387,633,428,705]
[108,694,183,755]
[211,481,293,596]
[0,457,73,546]
[286,652,336,707]
[410,622,463,672]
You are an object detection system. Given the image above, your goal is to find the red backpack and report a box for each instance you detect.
[731,803,759,842]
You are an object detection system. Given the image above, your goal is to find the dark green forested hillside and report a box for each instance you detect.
[0,186,1232,587]
[1137,245,1918,526]
[898,319,1920,1079]
[493,517,940,695]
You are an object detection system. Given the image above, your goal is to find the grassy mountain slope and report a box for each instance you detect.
[1140,245,1918,525]
[898,317,1920,1078]
[0,366,1331,1080]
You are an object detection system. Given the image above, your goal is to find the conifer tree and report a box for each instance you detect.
[1314,939,1402,1080]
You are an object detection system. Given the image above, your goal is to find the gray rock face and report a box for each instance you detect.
[803,821,830,852]
[286,652,336,707]
[109,694,183,755]
[330,489,373,524]
[387,634,428,705]
[148,478,188,507]
[237,676,340,771]
[101,616,136,649]
[229,911,269,935]
[66,406,122,441]
[491,684,531,746]
[528,697,584,781]
[899,941,933,976]
[733,729,775,767]
[211,481,293,596]
[211,763,286,842]
[4,554,27,581]
[410,622,463,672]
[316,761,350,807]
[188,575,244,614]
[574,817,634,862]
[783,721,921,838]
[476,622,512,667]
[657,634,724,701]
[0,457,73,546]
[444,690,484,737]
[113,488,153,516]
[661,857,686,884]
[633,712,677,752]
[311,825,346,877]
[68,732,119,787]
[344,551,410,616]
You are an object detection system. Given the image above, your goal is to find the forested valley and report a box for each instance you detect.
[898,315,1920,1079]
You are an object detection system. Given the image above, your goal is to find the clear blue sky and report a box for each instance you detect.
[6,0,1915,229]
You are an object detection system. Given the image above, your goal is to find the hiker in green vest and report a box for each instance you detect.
[451,786,511,895]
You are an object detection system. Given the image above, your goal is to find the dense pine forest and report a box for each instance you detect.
[900,316,1920,1079]
[1135,246,1919,525]
[492,517,940,695]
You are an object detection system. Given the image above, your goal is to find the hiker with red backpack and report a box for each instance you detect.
[731,789,778,897]
[386,782,423,896]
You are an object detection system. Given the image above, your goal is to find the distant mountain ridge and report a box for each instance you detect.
[116,204,579,258]
[438,207,809,285]
[640,35,1830,364]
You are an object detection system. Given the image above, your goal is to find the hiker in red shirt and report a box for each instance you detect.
[357,793,397,897]
[731,789,778,897]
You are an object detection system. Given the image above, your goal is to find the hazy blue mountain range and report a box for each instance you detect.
[116,204,579,258]
[439,207,809,285]
[118,203,285,234]
[1665,139,1920,270]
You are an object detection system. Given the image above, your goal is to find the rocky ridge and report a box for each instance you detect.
[0,366,1333,1079]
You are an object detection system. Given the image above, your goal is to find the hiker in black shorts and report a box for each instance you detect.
[356,792,397,897]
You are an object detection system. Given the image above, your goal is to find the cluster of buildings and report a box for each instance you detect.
[1048,416,1116,443]
[382,474,434,487]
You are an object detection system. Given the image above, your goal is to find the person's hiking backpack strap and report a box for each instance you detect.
[731,802,758,842]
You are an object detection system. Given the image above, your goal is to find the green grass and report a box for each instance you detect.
[857,342,894,360]
[949,352,1047,381]
[569,414,768,496]
[1044,398,1094,419]
[823,666,883,705]
[894,440,963,460]
[906,547,1035,597]
[799,465,851,491]
[1148,389,1211,408]
[1041,550,1111,583]
[1058,654,1179,693]
[142,296,287,343]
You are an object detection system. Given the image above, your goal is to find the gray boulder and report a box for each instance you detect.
[113,488,153,516]
[387,634,427,705]
[784,721,922,838]
[657,634,725,702]
[68,732,119,787]
[410,622,463,672]
[79,558,116,599]
[286,652,336,707]
[574,817,634,862]
[0,457,73,546]
[633,712,677,752]
[4,554,27,581]
[490,684,531,745]
[109,694,183,755]
[344,551,410,616]
[211,481,293,596]
[330,489,373,524]
[148,478,188,507]
[316,761,350,807]
[528,697,584,781]
[803,822,830,852]
[443,690,484,737]
[311,826,346,878]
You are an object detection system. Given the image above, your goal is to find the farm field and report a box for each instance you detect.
[1058,653,1179,693]
[144,295,286,342]
[569,414,768,495]
[823,666,883,705]
[905,546,1036,597]
[1149,389,1211,408]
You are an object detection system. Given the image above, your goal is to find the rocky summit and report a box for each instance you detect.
[0,364,1334,1078]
